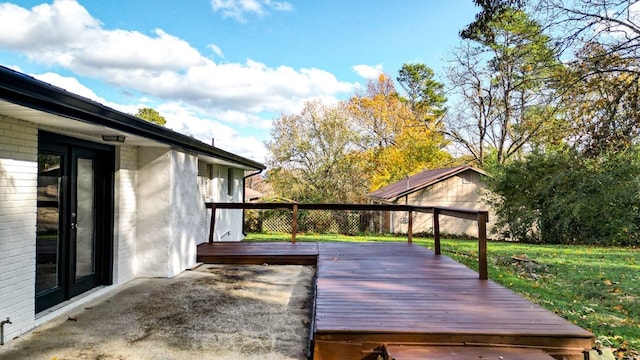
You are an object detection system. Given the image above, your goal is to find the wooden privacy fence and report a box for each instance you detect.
[205,202,490,280]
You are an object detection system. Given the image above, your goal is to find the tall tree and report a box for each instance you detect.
[445,8,562,166]
[135,107,167,126]
[560,43,640,156]
[461,0,527,41]
[265,100,367,203]
[396,63,447,125]
[533,1,640,155]
[538,0,640,67]
[348,74,451,189]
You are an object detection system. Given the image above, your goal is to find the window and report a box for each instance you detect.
[227,168,234,197]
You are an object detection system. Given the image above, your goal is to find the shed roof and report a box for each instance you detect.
[367,165,486,202]
[0,65,265,171]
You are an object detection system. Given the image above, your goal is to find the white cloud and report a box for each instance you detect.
[0,0,357,163]
[158,102,268,161]
[0,0,354,119]
[208,44,224,58]
[210,0,292,22]
[352,64,384,79]
[34,72,105,102]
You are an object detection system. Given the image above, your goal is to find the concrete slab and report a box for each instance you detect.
[0,264,314,360]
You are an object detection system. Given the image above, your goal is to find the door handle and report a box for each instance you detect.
[71,212,77,231]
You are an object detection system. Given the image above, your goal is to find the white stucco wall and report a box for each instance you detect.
[136,147,172,277]
[198,164,244,242]
[0,113,253,344]
[0,115,38,342]
[112,145,138,284]
[167,151,200,276]
[135,148,202,278]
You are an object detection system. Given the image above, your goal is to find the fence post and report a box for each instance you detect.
[407,209,413,244]
[478,211,488,280]
[208,204,216,243]
[291,204,298,244]
[433,208,441,255]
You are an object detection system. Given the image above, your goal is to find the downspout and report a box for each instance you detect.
[242,169,263,236]
[1,317,11,346]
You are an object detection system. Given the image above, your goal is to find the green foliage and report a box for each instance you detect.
[347,73,451,190]
[560,43,640,157]
[396,63,447,121]
[446,9,564,167]
[265,100,368,203]
[460,0,526,41]
[488,147,640,245]
[134,107,167,126]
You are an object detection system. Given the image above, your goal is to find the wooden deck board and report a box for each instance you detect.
[384,345,556,360]
[196,241,594,359]
[196,241,318,265]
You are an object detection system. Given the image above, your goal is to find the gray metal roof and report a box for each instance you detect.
[368,165,486,202]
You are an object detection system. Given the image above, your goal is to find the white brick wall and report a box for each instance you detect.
[0,115,38,341]
[112,145,138,284]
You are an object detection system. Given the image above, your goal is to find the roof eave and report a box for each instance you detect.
[0,66,265,171]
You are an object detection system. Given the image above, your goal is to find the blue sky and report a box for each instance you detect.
[0,0,479,161]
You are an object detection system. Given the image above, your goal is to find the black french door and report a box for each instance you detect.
[36,132,114,313]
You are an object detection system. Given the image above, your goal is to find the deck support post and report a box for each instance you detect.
[407,210,413,244]
[478,211,488,280]
[433,208,441,255]
[208,204,217,243]
[291,204,298,244]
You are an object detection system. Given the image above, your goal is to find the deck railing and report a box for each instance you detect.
[205,202,490,280]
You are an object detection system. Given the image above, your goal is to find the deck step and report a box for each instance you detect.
[384,345,556,360]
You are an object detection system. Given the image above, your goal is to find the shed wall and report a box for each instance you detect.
[390,171,493,237]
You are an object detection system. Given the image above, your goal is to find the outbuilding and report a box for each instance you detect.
[368,165,493,237]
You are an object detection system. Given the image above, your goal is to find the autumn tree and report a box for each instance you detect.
[265,100,367,203]
[135,107,167,126]
[348,74,451,190]
[445,8,562,166]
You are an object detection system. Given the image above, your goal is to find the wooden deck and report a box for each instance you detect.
[197,241,595,360]
[197,241,318,265]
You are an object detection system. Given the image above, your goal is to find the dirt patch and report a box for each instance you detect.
[0,265,315,360]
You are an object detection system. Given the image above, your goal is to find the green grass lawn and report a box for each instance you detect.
[245,233,640,356]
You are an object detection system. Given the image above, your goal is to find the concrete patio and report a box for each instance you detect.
[0,264,314,360]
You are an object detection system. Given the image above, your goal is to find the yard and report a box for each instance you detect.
[246,233,640,358]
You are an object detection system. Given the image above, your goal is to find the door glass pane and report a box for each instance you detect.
[75,157,95,279]
[36,154,61,294]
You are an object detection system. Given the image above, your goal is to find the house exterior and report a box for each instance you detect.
[368,165,493,237]
[0,66,264,343]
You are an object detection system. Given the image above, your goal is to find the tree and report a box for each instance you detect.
[265,100,367,203]
[135,107,167,126]
[560,43,640,156]
[488,146,640,245]
[538,0,640,69]
[396,63,447,125]
[347,74,451,189]
[460,0,526,41]
[445,8,563,166]
[521,1,640,156]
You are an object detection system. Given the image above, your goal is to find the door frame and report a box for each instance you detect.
[36,131,115,313]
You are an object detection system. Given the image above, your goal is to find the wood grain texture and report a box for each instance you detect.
[197,241,594,359]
